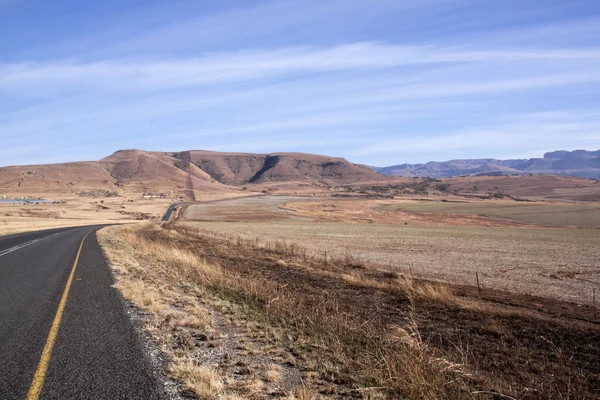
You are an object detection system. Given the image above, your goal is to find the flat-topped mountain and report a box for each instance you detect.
[166,150,380,185]
[0,149,385,195]
[375,149,600,179]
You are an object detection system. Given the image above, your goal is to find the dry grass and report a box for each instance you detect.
[376,200,600,227]
[264,364,283,383]
[99,225,307,398]
[103,228,476,397]
[397,276,455,302]
[101,223,473,398]
[183,219,600,305]
[170,360,224,398]
[98,226,225,396]
[100,222,600,399]
[0,193,174,237]
[444,174,600,202]
[283,198,540,227]
[288,387,320,400]
[180,223,599,398]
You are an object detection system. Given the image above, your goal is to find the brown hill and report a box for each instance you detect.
[0,150,232,198]
[165,150,384,185]
[0,161,114,195]
[100,150,226,193]
[0,149,385,197]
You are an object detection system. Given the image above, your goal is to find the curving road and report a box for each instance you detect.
[0,226,165,399]
[161,202,186,222]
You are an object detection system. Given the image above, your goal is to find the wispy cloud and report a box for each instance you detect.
[2,43,600,97]
[357,111,600,165]
[1,0,599,166]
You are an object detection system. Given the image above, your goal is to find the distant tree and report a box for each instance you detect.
[435,183,450,192]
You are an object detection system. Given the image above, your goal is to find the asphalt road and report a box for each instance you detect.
[0,226,165,400]
[161,202,185,221]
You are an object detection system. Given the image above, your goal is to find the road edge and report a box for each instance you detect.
[95,227,184,400]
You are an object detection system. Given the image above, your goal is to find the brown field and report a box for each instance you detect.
[0,194,171,236]
[375,199,600,227]
[285,198,541,227]
[185,221,599,305]
[183,195,316,222]
[444,174,600,201]
[100,222,600,399]
[182,196,600,305]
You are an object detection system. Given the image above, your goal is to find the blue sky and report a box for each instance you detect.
[1,0,599,167]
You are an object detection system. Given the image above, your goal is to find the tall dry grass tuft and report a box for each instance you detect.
[169,359,224,398]
[288,386,320,400]
[396,275,455,303]
[385,306,472,398]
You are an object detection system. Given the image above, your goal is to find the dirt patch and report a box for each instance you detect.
[183,196,318,222]
[285,198,548,227]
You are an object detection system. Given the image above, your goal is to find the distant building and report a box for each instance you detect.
[142,193,167,199]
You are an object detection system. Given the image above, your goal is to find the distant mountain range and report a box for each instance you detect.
[374,150,600,179]
[2,149,600,202]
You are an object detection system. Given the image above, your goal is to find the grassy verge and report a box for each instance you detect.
[99,223,600,399]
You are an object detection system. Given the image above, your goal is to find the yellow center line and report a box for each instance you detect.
[27,230,93,400]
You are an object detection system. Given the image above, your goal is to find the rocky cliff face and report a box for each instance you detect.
[170,150,383,185]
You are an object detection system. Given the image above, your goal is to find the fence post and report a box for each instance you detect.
[476,272,481,297]
[594,288,597,321]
